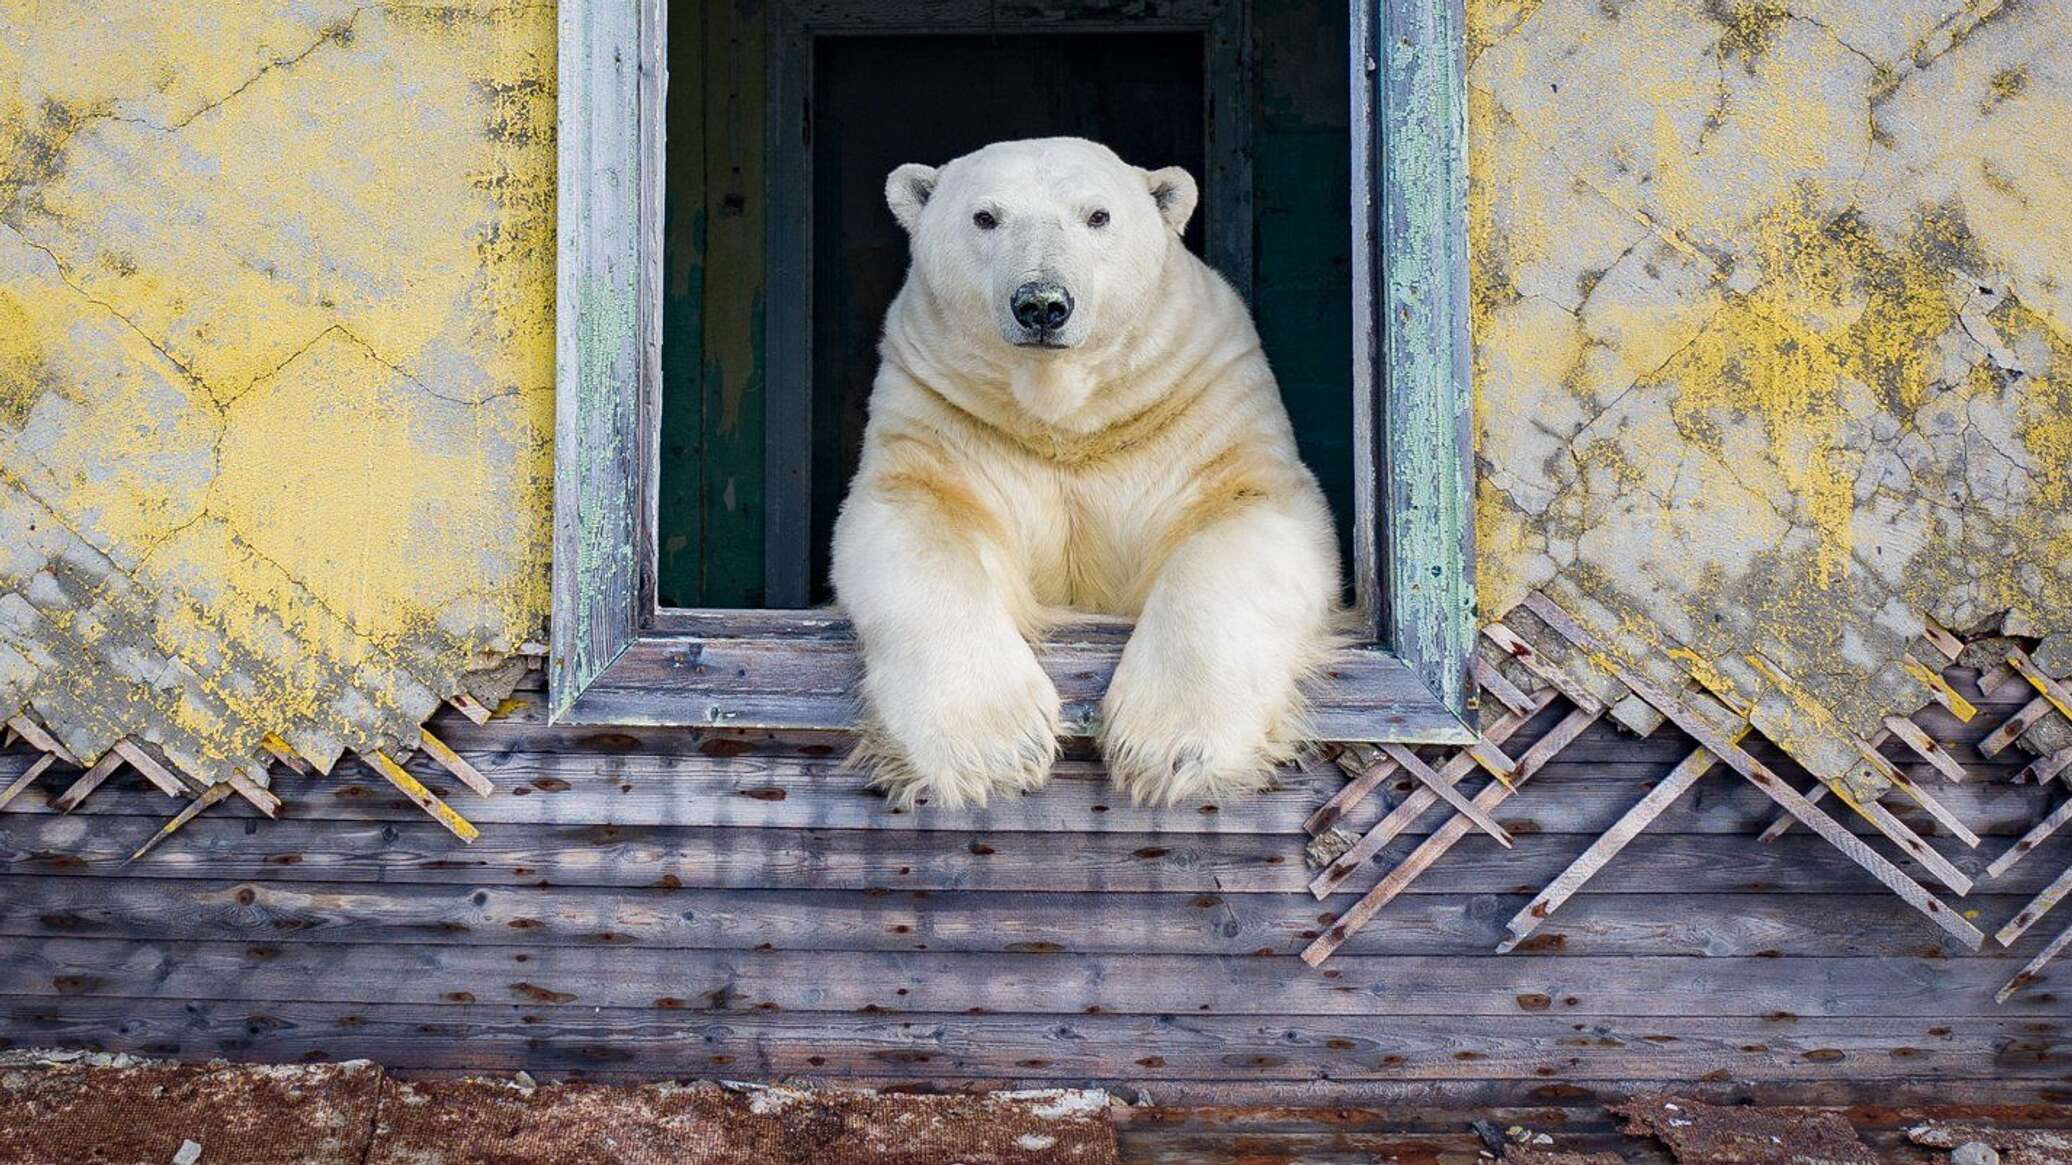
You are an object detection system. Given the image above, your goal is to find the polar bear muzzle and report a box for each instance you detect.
[1008,280,1075,345]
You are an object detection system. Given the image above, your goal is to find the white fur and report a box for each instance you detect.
[832,138,1341,808]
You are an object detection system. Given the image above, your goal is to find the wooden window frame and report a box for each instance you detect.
[551,0,1476,743]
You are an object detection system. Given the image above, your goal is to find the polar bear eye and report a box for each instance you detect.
[972,211,997,230]
[1087,209,1110,228]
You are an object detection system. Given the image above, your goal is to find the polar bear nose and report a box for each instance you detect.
[1010,281,1074,333]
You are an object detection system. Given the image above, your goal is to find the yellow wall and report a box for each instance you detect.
[0,3,555,779]
[0,0,2064,780]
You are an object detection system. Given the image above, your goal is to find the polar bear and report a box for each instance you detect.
[831,137,1342,808]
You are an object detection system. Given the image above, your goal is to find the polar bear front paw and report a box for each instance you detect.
[1099,672,1295,806]
[853,650,1062,810]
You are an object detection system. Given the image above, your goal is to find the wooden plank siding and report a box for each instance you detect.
[2,666,2067,1102]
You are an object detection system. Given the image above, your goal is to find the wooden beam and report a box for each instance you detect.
[1381,743,1511,848]
[1498,743,1727,953]
[1520,591,1984,950]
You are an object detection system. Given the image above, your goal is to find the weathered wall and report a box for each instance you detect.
[0,0,2066,782]
[0,3,556,782]
[1470,0,2072,780]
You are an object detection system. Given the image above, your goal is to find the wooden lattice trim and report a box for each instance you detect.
[1381,742,1512,847]
[1302,703,1600,965]
[1990,796,2072,880]
[127,783,235,863]
[1306,689,1556,898]
[51,751,129,812]
[2007,647,2072,723]
[419,728,495,797]
[1497,742,1727,954]
[5,715,78,766]
[1303,687,1554,840]
[365,750,480,844]
[0,753,56,811]
[2018,746,2072,787]
[1520,593,1983,950]
[1997,861,2072,948]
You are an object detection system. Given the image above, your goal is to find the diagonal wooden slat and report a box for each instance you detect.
[1997,862,2072,949]
[1469,656,1533,717]
[2018,746,2072,788]
[448,692,495,725]
[50,751,127,813]
[6,715,79,766]
[1998,915,2072,1004]
[127,783,235,863]
[0,753,57,811]
[1303,687,1555,837]
[418,728,494,797]
[1302,704,1602,966]
[108,739,188,799]
[1481,623,1606,714]
[1520,591,1984,950]
[1307,693,1554,898]
[1901,654,1977,722]
[260,733,314,776]
[1381,743,1511,847]
[1989,796,2072,881]
[366,751,480,844]
[2007,647,2072,723]
[1981,695,2055,758]
[1497,741,1729,954]
[1851,742,1980,851]
[1882,715,1970,785]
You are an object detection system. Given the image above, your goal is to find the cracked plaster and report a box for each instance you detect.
[0,1,554,781]
[1471,0,2072,783]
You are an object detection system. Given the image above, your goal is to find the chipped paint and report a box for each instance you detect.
[0,1,554,781]
[1472,0,2071,776]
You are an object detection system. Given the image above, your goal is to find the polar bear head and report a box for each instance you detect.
[885,137,1198,359]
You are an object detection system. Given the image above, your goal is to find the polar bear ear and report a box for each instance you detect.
[885,163,939,234]
[1144,166,1199,236]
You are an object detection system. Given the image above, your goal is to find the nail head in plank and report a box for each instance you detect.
[1981,696,2053,758]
